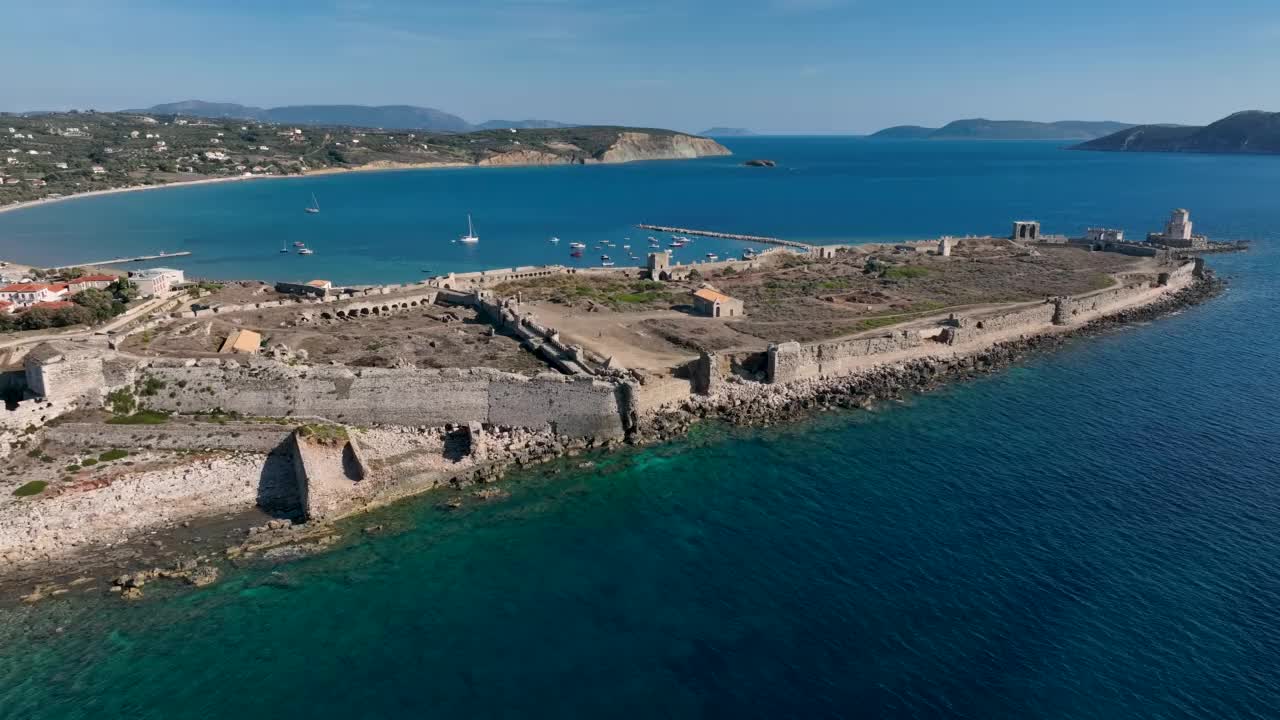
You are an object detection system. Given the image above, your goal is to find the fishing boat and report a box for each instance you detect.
[298,248,314,255]
[305,194,320,214]
[458,214,479,244]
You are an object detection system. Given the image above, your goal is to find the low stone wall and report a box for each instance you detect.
[132,359,628,439]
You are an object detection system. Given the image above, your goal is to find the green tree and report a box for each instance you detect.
[108,279,138,303]
[72,288,118,322]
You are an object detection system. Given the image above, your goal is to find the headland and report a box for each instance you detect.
[0,111,729,213]
[0,209,1233,603]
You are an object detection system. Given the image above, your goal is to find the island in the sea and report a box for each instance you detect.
[0,111,730,208]
[870,119,1135,141]
[1074,110,1280,155]
[0,208,1230,602]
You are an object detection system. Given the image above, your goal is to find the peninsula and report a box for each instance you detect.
[0,112,729,208]
[1074,110,1280,155]
[0,210,1227,601]
[870,119,1135,141]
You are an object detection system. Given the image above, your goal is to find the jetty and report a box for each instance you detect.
[636,224,813,250]
[53,251,192,269]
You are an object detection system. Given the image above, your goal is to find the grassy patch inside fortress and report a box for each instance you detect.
[106,410,171,425]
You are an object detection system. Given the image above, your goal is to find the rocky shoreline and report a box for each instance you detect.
[3,273,1222,604]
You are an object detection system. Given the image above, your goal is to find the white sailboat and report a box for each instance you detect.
[459,214,479,244]
[279,238,289,253]
[305,193,320,214]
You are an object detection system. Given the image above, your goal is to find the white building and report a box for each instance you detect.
[1085,228,1125,243]
[0,282,69,308]
[129,268,184,297]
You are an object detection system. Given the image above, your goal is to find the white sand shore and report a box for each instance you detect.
[0,161,494,219]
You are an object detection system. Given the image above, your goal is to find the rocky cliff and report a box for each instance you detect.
[475,130,730,167]
[597,132,730,163]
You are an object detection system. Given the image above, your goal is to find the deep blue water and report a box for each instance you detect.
[2,139,1279,718]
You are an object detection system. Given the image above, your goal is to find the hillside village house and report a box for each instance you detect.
[129,268,184,297]
[0,282,69,308]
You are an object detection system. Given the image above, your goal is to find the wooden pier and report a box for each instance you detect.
[636,224,813,250]
[53,251,192,269]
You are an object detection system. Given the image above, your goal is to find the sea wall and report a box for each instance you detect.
[765,261,1198,385]
[131,359,628,439]
[768,329,940,384]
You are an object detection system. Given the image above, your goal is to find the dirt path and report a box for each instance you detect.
[527,302,698,371]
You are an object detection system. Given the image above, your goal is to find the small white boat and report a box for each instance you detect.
[600,254,611,261]
[298,248,314,255]
[601,260,615,267]
[550,237,560,244]
[459,214,479,244]
[623,244,631,250]
[706,253,718,260]
[294,241,306,247]
[305,193,320,214]
[569,242,586,249]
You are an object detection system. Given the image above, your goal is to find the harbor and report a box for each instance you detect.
[636,224,813,250]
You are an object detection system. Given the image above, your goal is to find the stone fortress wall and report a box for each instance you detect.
[124,359,628,440]
[766,259,1200,385]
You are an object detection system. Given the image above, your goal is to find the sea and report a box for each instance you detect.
[1,138,1278,719]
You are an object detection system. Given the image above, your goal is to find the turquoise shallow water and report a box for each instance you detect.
[2,140,1280,718]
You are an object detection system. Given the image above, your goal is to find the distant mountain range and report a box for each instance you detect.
[121,100,574,133]
[869,119,1135,141]
[1074,111,1280,155]
[700,127,756,137]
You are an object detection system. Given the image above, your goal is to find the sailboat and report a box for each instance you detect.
[279,238,289,253]
[305,194,320,214]
[459,214,479,244]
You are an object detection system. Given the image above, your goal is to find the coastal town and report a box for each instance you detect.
[0,206,1230,601]
[0,111,729,207]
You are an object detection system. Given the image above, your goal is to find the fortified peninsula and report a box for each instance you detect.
[0,209,1230,601]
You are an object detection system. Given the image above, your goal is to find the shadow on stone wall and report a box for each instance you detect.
[257,449,302,519]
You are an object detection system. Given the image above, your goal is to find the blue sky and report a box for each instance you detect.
[6,0,1278,132]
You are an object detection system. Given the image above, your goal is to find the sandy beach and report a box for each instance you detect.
[0,160,477,218]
